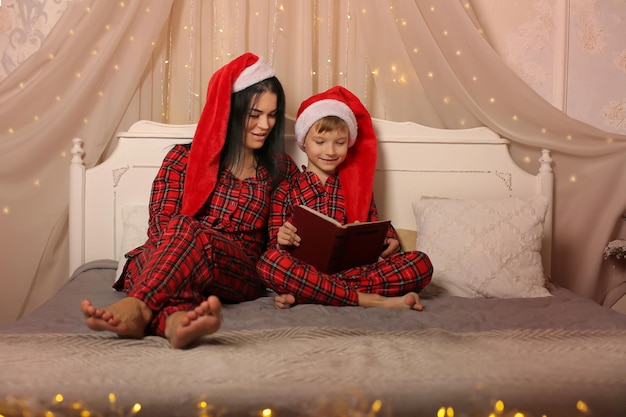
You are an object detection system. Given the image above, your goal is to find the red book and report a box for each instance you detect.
[289,205,391,274]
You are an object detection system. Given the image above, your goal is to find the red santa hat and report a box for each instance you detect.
[295,86,378,223]
[181,52,275,216]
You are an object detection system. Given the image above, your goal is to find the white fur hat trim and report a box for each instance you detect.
[233,56,275,92]
[294,99,357,150]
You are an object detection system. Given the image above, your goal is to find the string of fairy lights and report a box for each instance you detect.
[0,393,595,417]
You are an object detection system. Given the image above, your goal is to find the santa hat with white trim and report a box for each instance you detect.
[295,86,378,223]
[182,52,275,216]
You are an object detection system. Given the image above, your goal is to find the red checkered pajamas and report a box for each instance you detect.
[256,171,433,306]
[115,144,297,336]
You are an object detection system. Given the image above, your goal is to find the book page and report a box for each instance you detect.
[296,205,342,227]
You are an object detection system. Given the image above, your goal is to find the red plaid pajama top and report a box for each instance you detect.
[114,144,298,336]
[256,170,433,306]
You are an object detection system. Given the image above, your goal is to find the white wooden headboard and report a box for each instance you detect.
[69,118,553,277]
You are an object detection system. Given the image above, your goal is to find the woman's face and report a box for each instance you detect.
[244,91,278,152]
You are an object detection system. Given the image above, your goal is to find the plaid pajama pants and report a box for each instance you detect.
[256,248,433,306]
[118,215,266,336]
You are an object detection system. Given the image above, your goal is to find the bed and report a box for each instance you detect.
[2,118,626,417]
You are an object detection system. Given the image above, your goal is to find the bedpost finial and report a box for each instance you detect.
[539,149,552,174]
[71,138,85,165]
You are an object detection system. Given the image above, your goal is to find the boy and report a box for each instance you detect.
[256,86,433,310]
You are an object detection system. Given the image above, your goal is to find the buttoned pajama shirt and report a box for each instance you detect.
[256,171,433,306]
[114,144,297,336]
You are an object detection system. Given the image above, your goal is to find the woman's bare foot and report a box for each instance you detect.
[164,295,222,349]
[80,297,152,338]
[401,292,424,311]
[274,294,296,309]
[357,292,424,311]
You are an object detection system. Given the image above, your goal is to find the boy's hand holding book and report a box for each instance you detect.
[277,221,301,250]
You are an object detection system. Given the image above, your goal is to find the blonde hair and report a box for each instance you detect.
[310,115,349,136]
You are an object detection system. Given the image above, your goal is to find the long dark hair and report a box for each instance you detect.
[220,76,286,187]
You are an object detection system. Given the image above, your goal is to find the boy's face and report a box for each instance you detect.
[303,126,349,178]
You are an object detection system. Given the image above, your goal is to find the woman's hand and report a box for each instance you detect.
[277,221,301,249]
[380,238,400,258]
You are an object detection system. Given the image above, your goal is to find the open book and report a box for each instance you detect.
[288,205,391,274]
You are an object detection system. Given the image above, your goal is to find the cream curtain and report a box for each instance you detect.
[0,1,175,322]
[1,0,624,324]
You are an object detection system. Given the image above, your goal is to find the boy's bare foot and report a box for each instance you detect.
[274,294,296,309]
[164,295,222,349]
[81,297,152,338]
[357,291,424,311]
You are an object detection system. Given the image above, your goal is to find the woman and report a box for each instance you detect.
[81,53,298,348]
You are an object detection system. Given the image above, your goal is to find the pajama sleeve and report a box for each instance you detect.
[147,145,189,244]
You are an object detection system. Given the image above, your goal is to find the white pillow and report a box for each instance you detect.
[114,205,149,282]
[412,195,550,298]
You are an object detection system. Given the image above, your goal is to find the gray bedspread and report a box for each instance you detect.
[1,260,626,417]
